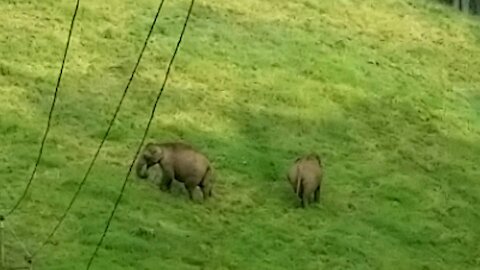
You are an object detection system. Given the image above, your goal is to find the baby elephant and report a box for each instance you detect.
[135,141,214,201]
[287,153,323,208]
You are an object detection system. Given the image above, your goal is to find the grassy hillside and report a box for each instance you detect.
[1,0,480,269]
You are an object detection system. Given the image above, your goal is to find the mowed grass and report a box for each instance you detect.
[1,0,480,269]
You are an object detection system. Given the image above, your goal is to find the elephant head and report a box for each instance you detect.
[135,143,165,179]
[295,152,322,165]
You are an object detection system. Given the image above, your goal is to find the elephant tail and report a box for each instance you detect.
[200,165,214,197]
[295,165,302,197]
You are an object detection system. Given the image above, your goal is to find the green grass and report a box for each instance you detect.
[1,0,480,269]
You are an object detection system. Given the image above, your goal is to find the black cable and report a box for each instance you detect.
[5,0,81,218]
[85,0,196,268]
[31,0,168,258]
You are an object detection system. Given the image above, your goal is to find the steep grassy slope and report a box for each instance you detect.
[1,0,480,269]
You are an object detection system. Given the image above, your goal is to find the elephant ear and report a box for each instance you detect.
[140,143,160,162]
[149,146,165,163]
[144,142,156,149]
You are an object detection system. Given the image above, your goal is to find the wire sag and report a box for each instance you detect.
[86,0,196,268]
[5,0,81,218]
[31,0,168,258]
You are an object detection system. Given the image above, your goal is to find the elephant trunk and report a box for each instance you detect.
[135,155,149,179]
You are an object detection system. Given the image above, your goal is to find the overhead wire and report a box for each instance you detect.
[5,0,81,218]
[85,0,196,268]
[30,0,168,258]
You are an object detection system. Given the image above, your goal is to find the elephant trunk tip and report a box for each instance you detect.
[135,157,149,179]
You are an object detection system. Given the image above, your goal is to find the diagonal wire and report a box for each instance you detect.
[86,0,196,268]
[30,0,168,258]
[4,223,32,258]
[5,0,81,218]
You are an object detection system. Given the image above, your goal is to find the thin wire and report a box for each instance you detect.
[30,0,168,258]
[5,0,81,218]
[86,0,196,268]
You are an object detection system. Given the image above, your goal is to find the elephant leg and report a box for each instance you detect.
[301,192,309,208]
[199,167,213,200]
[184,177,199,201]
[159,167,174,192]
[199,181,212,200]
[301,197,307,208]
[200,186,208,200]
[185,184,196,201]
[297,189,306,208]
